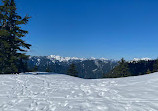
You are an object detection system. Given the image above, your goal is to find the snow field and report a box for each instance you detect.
[0,73,158,111]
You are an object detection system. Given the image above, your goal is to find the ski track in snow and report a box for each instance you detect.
[0,73,158,111]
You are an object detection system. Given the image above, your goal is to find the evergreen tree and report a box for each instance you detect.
[67,63,78,77]
[153,59,158,72]
[33,65,38,72]
[119,58,131,77]
[0,0,31,74]
[105,58,131,78]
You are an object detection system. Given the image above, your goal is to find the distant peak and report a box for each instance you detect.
[130,57,152,62]
[134,57,151,61]
[47,55,86,62]
[90,57,96,60]
[100,57,108,61]
[47,55,109,62]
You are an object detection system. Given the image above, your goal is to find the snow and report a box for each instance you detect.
[0,72,158,111]
[47,55,109,62]
[92,68,97,72]
[130,57,152,62]
[100,57,108,61]
[90,57,96,60]
[47,55,86,62]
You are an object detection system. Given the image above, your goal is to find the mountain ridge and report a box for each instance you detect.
[28,55,118,79]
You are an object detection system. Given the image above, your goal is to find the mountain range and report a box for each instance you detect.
[27,55,118,79]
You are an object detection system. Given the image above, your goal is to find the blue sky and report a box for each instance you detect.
[10,0,158,60]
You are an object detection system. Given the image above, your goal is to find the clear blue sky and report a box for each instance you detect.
[11,0,158,59]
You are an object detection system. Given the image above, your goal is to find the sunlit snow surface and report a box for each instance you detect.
[0,73,158,111]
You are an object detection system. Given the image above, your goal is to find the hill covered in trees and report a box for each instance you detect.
[104,58,158,78]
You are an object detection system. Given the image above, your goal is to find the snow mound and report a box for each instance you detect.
[0,72,158,111]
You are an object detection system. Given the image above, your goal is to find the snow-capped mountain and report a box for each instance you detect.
[28,55,118,79]
[47,55,110,62]
[133,57,152,61]
[130,57,152,63]
[47,55,86,62]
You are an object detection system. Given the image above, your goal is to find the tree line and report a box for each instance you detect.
[66,58,158,79]
[104,58,158,78]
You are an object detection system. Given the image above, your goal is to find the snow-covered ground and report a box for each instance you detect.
[0,73,158,111]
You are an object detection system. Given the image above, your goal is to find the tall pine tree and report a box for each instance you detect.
[153,59,158,72]
[0,0,31,74]
[105,58,131,78]
[67,63,78,77]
